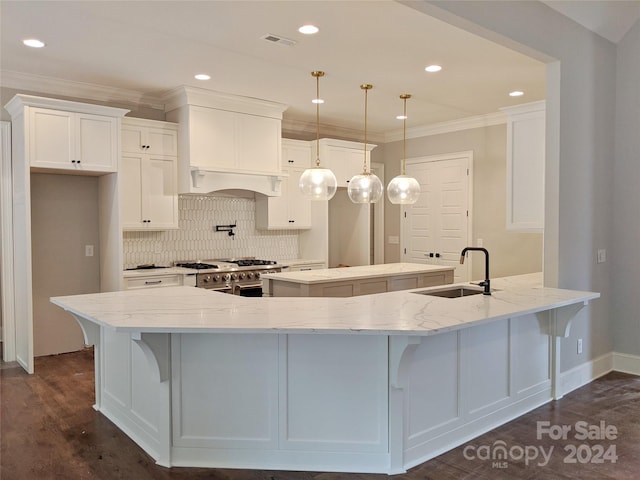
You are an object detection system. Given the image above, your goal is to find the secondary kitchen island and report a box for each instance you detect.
[51,274,598,474]
[263,263,454,297]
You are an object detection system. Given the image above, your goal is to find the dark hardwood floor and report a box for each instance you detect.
[2,348,639,479]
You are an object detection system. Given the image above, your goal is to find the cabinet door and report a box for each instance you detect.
[282,140,311,168]
[122,123,178,156]
[122,124,145,154]
[237,114,281,174]
[121,154,144,229]
[324,146,367,187]
[287,167,311,228]
[146,127,178,156]
[141,155,178,229]
[506,110,545,231]
[76,113,117,172]
[28,107,74,169]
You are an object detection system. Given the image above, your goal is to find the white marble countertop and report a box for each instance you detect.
[262,263,454,284]
[51,272,599,337]
[123,267,194,278]
[278,258,325,268]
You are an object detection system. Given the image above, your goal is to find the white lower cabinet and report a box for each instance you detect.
[122,153,178,230]
[123,274,183,290]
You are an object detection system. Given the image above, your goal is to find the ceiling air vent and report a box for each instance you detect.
[261,34,297,47]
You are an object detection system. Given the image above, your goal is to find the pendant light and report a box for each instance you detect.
[299,71,338,201]
[387,94,420,204]
[348,84,384,204]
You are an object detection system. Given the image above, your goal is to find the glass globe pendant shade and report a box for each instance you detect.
[347,172,384,204]
[299,166,338,200]
[387,174,421,204]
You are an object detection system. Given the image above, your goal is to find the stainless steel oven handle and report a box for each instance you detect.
[233,283,262,295]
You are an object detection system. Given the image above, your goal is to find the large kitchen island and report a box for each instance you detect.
[51,274,598,474]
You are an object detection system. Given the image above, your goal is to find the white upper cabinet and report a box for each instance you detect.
[4,95,128,175]
[28,108,118,173]
[313,138,376,188]
[122,117,178,156]
[121,118,178,230]
[163,86,288,194]
[256,139,312,230]
[501,101,545,232]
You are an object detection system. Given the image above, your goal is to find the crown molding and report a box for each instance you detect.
[384,111,508,143]
[281,117,386,144]
[0,70,165,111]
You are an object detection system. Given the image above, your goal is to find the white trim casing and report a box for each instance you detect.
[1,121,16,361]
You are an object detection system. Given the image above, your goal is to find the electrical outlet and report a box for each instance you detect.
[577,338,583,354]
[85,245,94,257]
[597,249,606,263]
[388,236,400,245]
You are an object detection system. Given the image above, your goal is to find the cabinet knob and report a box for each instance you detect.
[288,159,294,163]
[289,220,295,223]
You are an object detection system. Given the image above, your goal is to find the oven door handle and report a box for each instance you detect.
[233,283,262,295]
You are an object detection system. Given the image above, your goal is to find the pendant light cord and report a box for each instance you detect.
[400,94,411,176]
[361,84,372,174]
[312,71,325,168]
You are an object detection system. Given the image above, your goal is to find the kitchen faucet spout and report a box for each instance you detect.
[460,247,491,295]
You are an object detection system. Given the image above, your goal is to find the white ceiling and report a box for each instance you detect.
[0,1,634,139]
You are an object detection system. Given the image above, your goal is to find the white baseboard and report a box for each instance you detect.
[559,353,613,396]
[612,352,640,376]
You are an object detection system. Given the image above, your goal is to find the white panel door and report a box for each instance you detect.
[402,152,471,283]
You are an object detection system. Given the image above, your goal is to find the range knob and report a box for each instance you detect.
[255,272,261,279]
[202,275,211,283]
[231,273,239,281]
[222,273,231,282]
[213,274,221,282]
[239,272,246,280]
[247,272,255,280]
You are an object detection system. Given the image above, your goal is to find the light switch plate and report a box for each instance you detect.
[388,236,399,245]
[85,245,94,257]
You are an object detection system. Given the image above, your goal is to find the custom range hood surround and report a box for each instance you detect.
[163,86,288,196]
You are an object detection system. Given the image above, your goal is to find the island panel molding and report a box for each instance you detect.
[51,274,599,474]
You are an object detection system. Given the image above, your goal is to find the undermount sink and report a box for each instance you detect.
[413,286,485,298]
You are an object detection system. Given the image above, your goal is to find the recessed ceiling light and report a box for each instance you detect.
[396,115,407,120]
[194,74,211,81]
[299,25,319,35]
[23,38,45,48]
[312,98,324,104]
[425,65,442,73]
[509,90,524,97]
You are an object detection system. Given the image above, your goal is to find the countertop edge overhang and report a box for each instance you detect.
[50,274,600,337]
[261,263,454,284]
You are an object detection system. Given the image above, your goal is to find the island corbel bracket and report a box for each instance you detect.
[68,312,100,347]
[389,336,423,389]
[131,332,170,383]
[536,300,588,338]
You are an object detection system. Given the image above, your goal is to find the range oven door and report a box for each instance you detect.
[233,283,263,297]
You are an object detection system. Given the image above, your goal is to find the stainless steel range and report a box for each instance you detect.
[175,258,282,296]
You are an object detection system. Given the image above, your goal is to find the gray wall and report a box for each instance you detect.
[408,0,617,371]
[383,124,543,280]
[613,21,640,357]
[30,174,100,356]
